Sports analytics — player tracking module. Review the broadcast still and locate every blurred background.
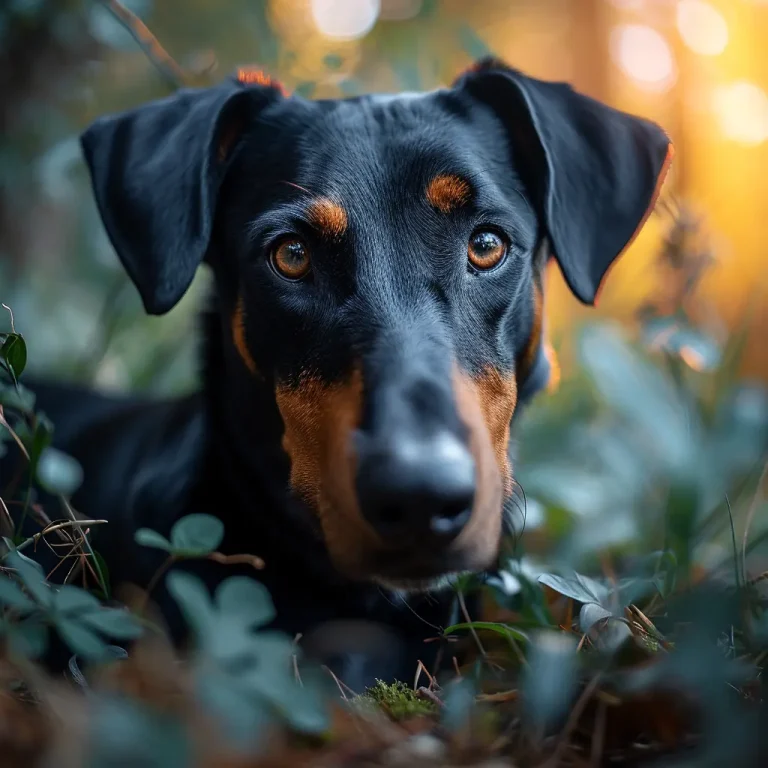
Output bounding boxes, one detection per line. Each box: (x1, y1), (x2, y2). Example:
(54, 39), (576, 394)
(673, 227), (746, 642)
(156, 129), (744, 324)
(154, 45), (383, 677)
(1, 0), (767, 391)
(2, 0), (767, 573)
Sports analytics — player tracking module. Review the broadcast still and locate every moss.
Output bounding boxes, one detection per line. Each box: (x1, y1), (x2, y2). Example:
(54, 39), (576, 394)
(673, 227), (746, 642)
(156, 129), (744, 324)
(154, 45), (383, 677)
(353, 680), (437, 720)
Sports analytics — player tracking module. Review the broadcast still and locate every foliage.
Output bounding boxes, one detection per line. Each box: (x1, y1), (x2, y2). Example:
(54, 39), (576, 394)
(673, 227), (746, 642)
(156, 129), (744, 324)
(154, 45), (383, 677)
(0, 5), (767, 768)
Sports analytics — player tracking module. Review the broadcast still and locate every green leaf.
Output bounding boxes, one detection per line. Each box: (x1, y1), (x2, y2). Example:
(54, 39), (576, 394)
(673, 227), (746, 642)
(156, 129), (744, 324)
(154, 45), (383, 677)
(92, 551), (111, 599)
(0, 381), (35, 411)
(134, 528), (173, 552)
(170, 514), (224, 556)
(578, 602), (613, 634)
(81, 607), (143, 640)
(54, 584), (101, 615)
(538, 572), (608, 605)
(444, 621), (529, 644)
(5, 551), (52, 607)
(28, 415), (53, 477)
(36, 447), (83, 497)
(0, 574), (36, 612)
(166, 570), (214, 636)
(56, 617), (108, 660)
(1, 334), (27, 381)
(216, 577), (275, 628)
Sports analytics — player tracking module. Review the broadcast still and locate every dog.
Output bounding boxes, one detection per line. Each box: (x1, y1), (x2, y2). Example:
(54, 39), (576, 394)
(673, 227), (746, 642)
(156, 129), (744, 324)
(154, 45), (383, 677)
(1, 57), (672, 688)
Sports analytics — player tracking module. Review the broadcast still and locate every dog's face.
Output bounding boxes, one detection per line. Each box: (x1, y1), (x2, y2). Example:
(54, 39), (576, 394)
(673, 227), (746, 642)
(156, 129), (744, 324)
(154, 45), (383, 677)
(80, 59), (672, 589)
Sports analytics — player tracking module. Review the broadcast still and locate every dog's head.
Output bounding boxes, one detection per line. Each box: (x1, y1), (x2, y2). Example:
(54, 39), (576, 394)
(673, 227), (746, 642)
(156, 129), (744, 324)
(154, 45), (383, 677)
(80, 58), (672, 590)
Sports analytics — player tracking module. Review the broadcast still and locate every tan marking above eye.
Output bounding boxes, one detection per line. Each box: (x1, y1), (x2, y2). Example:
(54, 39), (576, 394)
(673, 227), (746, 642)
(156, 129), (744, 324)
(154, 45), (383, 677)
(307, 197), (348, 240)
(272, 238), (311, 280)
(468, 230), (508, 270)
(426, 174), (471, 213)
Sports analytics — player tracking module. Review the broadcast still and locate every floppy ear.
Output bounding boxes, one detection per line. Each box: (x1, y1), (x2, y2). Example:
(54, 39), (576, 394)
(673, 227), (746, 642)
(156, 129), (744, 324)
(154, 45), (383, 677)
(455, 59), (674, 305)
(80, 79), (278, 315)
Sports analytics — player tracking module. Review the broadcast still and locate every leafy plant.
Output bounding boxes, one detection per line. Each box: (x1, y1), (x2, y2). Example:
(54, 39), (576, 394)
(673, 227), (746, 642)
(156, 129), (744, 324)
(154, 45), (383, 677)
(167, 571), (330, 747)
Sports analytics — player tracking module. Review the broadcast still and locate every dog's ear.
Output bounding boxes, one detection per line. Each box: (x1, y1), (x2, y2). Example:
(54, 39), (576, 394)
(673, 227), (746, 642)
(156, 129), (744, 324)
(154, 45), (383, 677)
(80, 79), (279, 315)
(455, 58), (673, 305)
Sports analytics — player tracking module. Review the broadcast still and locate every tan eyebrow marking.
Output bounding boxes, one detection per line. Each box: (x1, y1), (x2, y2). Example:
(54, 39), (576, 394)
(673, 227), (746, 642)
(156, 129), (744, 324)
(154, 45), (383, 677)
(426, 174), (472, 213)
(307, 197), (348, 239)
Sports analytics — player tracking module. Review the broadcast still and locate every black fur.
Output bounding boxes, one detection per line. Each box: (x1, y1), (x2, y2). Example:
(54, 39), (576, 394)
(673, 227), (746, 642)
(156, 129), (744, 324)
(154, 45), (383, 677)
(1, 58), (671, 688)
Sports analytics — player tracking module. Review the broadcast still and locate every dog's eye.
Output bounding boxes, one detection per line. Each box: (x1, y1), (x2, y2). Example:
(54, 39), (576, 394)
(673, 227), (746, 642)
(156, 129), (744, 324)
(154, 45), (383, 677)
(467, 230), (508, 271)
(271, 237), (311, 280)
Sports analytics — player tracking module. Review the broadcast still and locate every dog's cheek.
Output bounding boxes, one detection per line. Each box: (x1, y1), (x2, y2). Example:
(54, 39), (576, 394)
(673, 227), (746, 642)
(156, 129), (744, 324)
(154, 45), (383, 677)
(275, 371), (379, 573)
(452, 370), (506, 566)
(472, 367), (517, 494)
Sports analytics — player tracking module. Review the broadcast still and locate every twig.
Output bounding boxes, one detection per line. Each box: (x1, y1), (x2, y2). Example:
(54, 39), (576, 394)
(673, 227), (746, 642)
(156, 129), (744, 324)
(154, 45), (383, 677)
(0, 407), (29, 460)
(322, 665), (356, 701)
(207, 551), (264, 569)
(742, 461), (768, 584)
(97, 0), (190, 89)
(138, 554), (176, 615)
(416, 686), (445, 708)
(12, 519), (108, 554)
(1, 304), (16, 333)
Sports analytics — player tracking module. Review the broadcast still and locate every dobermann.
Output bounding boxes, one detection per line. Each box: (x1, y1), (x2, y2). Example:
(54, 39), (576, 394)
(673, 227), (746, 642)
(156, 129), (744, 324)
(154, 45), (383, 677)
(2, 57), (673, 688)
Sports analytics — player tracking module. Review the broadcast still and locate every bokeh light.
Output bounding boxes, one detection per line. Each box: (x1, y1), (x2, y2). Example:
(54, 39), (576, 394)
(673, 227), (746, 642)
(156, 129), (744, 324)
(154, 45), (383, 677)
(311, 0), (380, 40)
(713, 81), (768, 145)
(676, 0), (729, 56)
(610, 24), (677, 93)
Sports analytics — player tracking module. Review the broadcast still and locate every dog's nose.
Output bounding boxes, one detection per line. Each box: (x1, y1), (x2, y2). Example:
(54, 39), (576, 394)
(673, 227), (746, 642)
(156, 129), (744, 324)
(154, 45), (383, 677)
(355, 430), (476, 543)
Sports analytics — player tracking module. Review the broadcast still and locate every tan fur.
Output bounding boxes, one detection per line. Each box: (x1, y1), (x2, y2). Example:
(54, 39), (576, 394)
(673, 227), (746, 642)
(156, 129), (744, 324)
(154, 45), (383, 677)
(426, 174), (471, 213)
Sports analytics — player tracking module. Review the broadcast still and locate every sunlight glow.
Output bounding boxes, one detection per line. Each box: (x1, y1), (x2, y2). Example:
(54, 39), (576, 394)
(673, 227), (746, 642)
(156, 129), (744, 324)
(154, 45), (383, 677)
(610, 24), (677, 93)
(311, 0), (380, 40)
(676, 0), (729, 56)
(714, 81), (768, 145)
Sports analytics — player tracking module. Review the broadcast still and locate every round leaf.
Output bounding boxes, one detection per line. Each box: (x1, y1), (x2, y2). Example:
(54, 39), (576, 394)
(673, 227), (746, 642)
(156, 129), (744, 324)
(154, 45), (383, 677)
(6, 551), (52, 608)
(81, 607), (143, 641)
(216, 577), (276, 628)
(54, 585), (101, 615)
(579, 602), (613, 634)
(1, 334), (27, 380)
(0, 575), (36, 613)
(134, 528), (172, 552)
(170, 514), (224, 556)
(166, 570), (214, 636)
(538, 572), (608, 605)
(36, 447), (84, 497)
(55, 617), (108, 660)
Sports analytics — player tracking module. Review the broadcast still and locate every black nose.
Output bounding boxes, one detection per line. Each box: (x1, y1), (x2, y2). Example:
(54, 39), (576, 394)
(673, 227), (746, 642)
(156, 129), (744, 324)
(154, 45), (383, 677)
(355, 430), (476, 544)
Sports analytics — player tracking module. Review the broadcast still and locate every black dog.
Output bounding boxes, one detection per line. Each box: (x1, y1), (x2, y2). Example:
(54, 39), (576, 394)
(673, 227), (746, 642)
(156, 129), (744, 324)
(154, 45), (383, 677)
(2, 57), (672, 687)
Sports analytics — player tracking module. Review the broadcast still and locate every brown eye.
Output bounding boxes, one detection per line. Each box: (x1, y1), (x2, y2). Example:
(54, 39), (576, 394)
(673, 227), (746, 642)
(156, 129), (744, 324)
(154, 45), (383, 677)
(467, 230), (508, 271)
(271, 238), (311, 280)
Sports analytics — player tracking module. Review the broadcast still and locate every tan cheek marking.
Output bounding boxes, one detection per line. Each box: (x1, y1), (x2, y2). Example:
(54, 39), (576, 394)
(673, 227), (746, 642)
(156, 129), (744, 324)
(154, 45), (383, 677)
(307, 197), (348, 240)
(276, 370), (381, 577)
(517, 281), (560, 394)
(452, 369), (504, 568)
(231, 297), (259, 377)
(473, 367), (518, 494)
(426, 174), (471, 213)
